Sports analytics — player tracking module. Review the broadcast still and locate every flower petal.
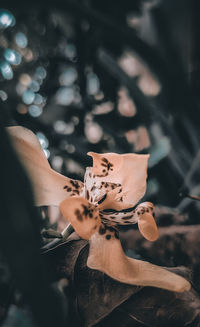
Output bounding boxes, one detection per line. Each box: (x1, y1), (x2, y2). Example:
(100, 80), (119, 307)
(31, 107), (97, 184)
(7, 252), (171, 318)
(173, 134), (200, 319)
(137, 202), (158, 241)
(83, 167), (121, 205)
(99, 202), (157, 238)
(59, 196), (101, 239)
(87, 152), (149, 210)
(99, 207), (138, 225)
(7, 126), (83, 206)
(87, 225), (191, 292)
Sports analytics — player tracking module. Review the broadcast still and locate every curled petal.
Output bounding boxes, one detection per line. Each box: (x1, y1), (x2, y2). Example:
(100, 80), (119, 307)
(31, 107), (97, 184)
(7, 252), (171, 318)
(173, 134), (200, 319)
(87, 225), (191, 292)
(99, 202), (155, 227)
(59, 196), (101, 240)
(87, 152), (149, 210)
(7, 126), (83, 206)
(136, 202), (158, 241)
(100, 207), (138, 225)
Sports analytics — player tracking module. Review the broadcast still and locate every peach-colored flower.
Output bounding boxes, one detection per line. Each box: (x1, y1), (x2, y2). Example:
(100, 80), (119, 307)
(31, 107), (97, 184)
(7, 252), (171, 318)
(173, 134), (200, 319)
(8, 126), (190, 293)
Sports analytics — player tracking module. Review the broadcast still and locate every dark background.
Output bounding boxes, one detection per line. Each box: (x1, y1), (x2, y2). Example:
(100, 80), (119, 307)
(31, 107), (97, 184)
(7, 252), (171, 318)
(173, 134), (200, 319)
(1, 0), (200, 326)
(1, 0), (200, 212)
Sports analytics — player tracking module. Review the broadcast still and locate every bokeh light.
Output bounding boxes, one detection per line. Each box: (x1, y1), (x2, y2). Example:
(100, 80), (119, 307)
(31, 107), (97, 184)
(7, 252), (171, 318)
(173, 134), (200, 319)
(4, 48), (22, 65)
(34, 93), (44, 105)
(59, 67), (77, 86)
(118, 88), (137, 117)
(85, 121), (103, 144)
(22, 90), (35, 105)
(64, 43), (77, 60)
(54, 120), (74, 135)
(15, 32), (28, 48)
(87, 72), (100, 96)
(29, 80), (40, 92)
(0, 10), (15, 29)
(0, 61), (13, 80)
(0, 90), (7, 101)
(35, 66), (47, 79)
(55, 87), (74, 105)
(28, 104), (43, 117)
(19, 74), (31, 86)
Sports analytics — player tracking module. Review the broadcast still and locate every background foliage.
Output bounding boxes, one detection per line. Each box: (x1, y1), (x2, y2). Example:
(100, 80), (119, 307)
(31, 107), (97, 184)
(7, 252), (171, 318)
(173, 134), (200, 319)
(1, 0), (200, 326)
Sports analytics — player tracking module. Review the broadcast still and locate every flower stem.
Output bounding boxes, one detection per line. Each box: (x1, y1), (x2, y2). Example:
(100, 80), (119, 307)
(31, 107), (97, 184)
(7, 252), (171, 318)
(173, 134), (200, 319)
(41, 224), (74, 253)
(61, 223), (75, 239)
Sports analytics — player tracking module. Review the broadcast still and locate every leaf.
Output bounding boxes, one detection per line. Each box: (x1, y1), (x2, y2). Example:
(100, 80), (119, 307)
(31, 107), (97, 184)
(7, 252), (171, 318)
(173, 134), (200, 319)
(42, 234), (200, 327)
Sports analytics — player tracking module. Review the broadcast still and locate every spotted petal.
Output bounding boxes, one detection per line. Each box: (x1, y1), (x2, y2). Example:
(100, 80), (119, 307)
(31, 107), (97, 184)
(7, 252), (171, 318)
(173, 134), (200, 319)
(87, 152), (149, 210)
(87, 225), (191, 292)
(136, 202), (158, 241)
(7, 126), (83, 206)
(60, 196), (101, 239)
(99, 202), (156, 233)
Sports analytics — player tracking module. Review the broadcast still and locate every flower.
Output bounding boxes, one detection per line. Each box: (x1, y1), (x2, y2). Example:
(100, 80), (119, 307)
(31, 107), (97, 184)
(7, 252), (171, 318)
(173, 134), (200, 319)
(8, 126), (191, 293)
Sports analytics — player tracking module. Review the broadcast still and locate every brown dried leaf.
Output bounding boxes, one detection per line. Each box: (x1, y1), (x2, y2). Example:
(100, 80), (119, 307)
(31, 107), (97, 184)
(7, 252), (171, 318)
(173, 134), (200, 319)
(42, 233), (200, 326)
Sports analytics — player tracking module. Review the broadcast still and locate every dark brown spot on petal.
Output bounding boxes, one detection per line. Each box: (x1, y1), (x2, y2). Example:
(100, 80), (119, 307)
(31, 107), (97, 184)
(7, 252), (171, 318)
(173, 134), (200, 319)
(105, 226), (112, 232)
(122, 215), (133, 220)
(106, 234), (111, 240)
(70, 180), (80, 189)
(86, 190), (89, 200)
(81, 204), (91, 217)
(99, 226), (106, 235)
(75, 209), (83, 222)
(98, 193), (107, 205)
